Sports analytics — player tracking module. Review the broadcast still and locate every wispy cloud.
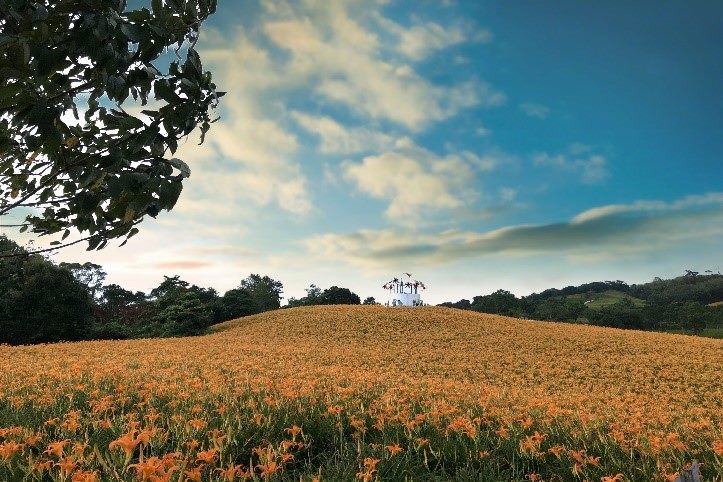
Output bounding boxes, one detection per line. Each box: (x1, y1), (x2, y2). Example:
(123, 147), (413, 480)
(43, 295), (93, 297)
(151, 260), (214, 270)
(290, 111), (395, 154)
(533, 144), (609, 183)
(174, 0), (503, 225)
(520, 103), (550, 119)
(305, 193), (723, 268)
(260, 3), (503, 131)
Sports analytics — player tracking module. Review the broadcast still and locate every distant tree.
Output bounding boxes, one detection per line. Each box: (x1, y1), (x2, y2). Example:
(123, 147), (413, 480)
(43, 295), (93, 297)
(588, 298), (645, 330)
(148, 290), (213, 336)
(363, 296), (377, 305)
(91, 283), (150, 339)
(285, 297), (304, 308)
(439, 299), (472, 310)
(239, 274), (283, 312)
(59, 262), (106, 299)
(0, 0), (222, 252)
(533, 298), (567, 321)
(150, 275), (189, 299)
(677, 302), (708, 335)
(318, 286), (361, 305)
(471, 290), (522, 316)
(219, 287), (256, 320)
(303, 284), (322, 305)
(101, 283), (145, 309)
(143, 275), (221, 335)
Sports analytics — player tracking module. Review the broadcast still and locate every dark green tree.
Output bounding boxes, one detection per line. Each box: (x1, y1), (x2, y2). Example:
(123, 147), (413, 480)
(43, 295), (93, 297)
(471, 289), (523, 316)
(0, 0), (222, 252)
(677, 301), (708, 335)
(92, 282), (151, 338)
(239, 274), (283, 313)
(143, 275), (218, 336)
(363, 296), (377, 305)
(148, 290), (213, 336)
(588, 298), (645, 330)
(149, 274), (189, 299)
(439, 299), (472, 310)
(0, 236), (93, 344)
(319, 286), (361, 305)
(219, 287), (255, 320)
(59, 261), (106, 299)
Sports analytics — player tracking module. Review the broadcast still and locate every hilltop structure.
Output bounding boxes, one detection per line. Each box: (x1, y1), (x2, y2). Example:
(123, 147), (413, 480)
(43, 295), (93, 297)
(383, 273), (426, 306)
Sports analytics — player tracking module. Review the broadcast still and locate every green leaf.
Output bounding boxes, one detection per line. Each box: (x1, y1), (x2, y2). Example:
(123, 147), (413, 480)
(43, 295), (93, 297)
(158, 181), (183, 209)
(168, 158), (191, 178)
(120, 23), (144, 42)
(0, 82), (24, 109)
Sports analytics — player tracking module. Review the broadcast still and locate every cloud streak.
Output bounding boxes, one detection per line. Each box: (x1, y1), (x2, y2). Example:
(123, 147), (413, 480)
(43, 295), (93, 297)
(306, 193), (723, 268)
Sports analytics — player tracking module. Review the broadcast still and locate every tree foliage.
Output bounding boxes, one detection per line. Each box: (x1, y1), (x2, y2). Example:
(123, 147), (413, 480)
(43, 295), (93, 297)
(59, 261), (106, 298)
(239, 274), (283, 312)
(0, 235), (93, 344)
(0, 0), (222, 251)
(287, 284), (361, 307)
(318, 286), (361, 305)
(439, 273), (723, 333)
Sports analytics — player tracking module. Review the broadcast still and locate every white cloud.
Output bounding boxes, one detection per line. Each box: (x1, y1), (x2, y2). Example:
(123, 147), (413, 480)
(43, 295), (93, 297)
(373, 11), (492, 61)
(261, 4), (503, 131)
(533, 145), (609, 184)
(290, 111), (394, 154)
(396, 22), (467, 60)
(174, 29), (314, 217)
(341, 140), (494, 224)
(520, 103), (550, 119)
(171, 1), (503, 223)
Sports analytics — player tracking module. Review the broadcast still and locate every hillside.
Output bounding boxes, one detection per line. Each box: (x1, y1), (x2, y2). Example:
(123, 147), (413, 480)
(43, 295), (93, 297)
(209, 306), (722, 396)
(564, 289), (646, 308)
(2, 306), (722, 480)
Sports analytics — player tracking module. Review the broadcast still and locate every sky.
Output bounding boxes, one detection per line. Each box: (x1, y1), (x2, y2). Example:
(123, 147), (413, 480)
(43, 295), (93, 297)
(3, 0), (723, 304)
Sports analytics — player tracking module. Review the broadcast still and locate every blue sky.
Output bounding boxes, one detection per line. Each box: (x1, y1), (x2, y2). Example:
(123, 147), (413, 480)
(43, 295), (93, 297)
(6, 0), (722, 303)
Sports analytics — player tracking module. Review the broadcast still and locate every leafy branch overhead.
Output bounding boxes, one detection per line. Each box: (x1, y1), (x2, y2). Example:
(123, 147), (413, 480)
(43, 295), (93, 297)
(0, 0), (223, 252)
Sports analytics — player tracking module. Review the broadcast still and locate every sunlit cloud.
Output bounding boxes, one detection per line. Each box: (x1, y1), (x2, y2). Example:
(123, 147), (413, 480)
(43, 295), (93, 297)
(340, 139), (499, 225)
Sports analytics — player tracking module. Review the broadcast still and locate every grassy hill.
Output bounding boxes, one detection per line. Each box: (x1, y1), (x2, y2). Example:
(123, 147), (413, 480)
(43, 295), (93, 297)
(564, 289), (646, 309)
(2, 306), (722, 480)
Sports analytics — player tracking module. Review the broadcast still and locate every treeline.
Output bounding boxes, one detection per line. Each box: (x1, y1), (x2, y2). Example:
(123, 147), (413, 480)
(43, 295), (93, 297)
(286, 284), (376, 307)
(1, 235), (368, 345)
(440, 275), (723, 333)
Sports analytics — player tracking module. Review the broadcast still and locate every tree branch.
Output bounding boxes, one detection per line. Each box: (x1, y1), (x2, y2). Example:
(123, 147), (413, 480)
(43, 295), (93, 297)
(0, 235), (92, 258)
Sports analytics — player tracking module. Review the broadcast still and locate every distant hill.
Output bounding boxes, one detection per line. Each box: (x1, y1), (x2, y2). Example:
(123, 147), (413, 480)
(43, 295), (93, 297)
(564, 289), (646, 309)
(439, 274), (723, 337)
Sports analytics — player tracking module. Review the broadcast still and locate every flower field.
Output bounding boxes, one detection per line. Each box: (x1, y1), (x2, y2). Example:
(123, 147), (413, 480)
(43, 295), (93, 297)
(1, 305), (722, 481)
